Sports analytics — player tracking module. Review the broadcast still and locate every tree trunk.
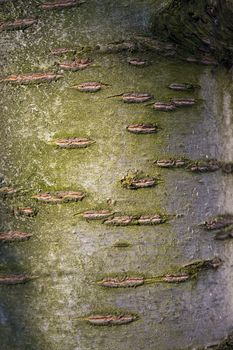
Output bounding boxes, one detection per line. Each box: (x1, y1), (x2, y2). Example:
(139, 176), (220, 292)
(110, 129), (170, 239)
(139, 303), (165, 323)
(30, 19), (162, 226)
(0, 1), (233, 349)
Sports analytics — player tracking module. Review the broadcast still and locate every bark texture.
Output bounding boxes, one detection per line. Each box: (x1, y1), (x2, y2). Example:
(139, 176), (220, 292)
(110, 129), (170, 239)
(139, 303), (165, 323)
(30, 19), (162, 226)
(153, 0), (233, 65)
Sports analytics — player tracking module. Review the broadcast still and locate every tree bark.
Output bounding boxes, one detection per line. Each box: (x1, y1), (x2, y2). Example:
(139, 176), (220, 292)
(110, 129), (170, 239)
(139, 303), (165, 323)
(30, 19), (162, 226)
(153, 0), (233, 66)
(1, 1), (233, 350)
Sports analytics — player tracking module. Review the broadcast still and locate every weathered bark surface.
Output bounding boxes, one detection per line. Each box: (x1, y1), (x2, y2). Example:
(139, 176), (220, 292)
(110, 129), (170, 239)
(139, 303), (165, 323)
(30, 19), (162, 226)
(153, 0), (233, 65)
